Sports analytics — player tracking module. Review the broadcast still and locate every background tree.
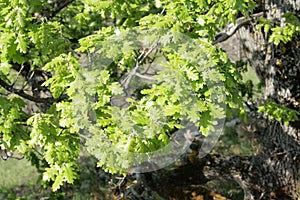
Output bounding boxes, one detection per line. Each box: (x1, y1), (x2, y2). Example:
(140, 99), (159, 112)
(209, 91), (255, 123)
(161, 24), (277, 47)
(215, 1), (300, 199)
(0, 0), (299, 199)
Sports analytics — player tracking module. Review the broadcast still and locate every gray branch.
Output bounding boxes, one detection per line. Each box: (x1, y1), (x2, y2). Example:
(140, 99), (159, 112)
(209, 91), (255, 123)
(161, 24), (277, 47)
(213, 12), (264, 45)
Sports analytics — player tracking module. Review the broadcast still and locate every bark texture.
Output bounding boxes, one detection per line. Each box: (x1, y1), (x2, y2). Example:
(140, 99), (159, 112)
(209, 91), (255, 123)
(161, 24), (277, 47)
(218, 0), (300, 198)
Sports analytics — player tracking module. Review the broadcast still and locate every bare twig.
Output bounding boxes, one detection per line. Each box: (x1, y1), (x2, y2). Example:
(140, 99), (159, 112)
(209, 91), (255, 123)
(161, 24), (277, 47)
(121, 41), (160, 89)
(138, 41), (160, 65)
(0, 149), (24, 160)
(135, 73), (154, 80)
(142, 48), (159, 74)
(12, 64), (25, 87)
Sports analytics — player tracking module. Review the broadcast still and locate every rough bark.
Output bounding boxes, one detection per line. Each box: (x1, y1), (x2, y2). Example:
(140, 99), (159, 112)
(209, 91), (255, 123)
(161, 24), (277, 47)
(218, 0), (300, 198)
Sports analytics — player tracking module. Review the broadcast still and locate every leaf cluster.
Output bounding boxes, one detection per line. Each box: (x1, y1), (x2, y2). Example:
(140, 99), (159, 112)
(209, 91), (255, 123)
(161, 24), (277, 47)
(258, 100), (299, 125)
(257, 12), (300, 45)
(0, 0), (267, 190)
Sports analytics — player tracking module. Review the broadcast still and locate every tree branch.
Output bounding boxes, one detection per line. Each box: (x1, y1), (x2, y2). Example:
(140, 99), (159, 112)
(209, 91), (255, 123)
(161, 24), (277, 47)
(43, 0), (76, 20)
(0, 78), (68, 103)
(213, 12), (264, 45)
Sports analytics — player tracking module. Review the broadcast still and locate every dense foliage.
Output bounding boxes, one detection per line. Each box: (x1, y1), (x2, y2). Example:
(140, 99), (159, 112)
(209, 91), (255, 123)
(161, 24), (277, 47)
(0, 0), (299, 191)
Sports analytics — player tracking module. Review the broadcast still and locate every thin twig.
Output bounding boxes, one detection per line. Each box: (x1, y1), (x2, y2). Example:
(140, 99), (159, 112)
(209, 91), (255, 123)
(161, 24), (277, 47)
(142, 48), (159, 74)
(12, 64), (25, 87)
(121, 40), (160, 89)
(138, 41), (160, 65)
(135, 73), (154, 80)
(160, 8), (165, 15)
(87, 49), (92, 70)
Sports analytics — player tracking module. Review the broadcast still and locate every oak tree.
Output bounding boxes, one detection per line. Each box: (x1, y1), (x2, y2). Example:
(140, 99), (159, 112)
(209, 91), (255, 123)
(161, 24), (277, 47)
(0, 0), (299, 199)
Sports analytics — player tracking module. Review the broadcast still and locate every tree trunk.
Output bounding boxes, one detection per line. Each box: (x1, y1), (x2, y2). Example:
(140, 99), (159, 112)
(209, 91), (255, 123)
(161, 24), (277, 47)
(218, 0), (300, 198)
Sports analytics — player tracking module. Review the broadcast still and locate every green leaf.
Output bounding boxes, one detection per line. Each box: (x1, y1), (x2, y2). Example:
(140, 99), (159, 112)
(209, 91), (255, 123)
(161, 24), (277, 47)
(0, 62), (11, 75)
(52, 173), (64, 191)
(186, 67), (199, 81)
(109, 82), (123, 95)
(15, 34), (28, 53)
(43, 167), (56, 182)
(63, 164), (76, 184)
